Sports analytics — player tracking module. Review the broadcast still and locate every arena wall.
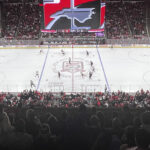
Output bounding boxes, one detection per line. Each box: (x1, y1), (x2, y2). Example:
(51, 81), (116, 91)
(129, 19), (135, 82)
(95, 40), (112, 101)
(1, 44), (150, 49)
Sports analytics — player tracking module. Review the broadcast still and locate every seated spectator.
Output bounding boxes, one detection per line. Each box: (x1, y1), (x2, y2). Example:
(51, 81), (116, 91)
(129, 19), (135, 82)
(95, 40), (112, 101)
(0, 104), (13, 135)
(135, 128), (150, 150)
(26, 109), (41, 138)
(92, 130), (112, 150)
(141, 111), (150, 133)
(34, 123), (56, 150)
(121, 126), (136, 149)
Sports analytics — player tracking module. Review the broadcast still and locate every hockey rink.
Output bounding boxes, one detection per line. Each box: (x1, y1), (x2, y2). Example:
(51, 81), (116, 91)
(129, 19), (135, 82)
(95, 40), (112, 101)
(0, 46), (150, 93)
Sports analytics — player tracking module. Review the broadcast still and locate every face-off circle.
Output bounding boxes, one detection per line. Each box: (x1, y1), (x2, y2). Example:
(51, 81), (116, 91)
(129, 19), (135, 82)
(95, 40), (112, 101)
(53, 58), (91, 78)
(128, 49), (150, 63)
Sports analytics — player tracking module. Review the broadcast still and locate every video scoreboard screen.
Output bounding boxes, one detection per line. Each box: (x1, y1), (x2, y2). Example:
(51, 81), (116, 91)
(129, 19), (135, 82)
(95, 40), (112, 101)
(41, 0), (105, 34)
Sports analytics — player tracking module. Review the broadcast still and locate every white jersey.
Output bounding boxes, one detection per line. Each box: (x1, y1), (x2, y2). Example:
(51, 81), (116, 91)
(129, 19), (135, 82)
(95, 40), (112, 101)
(30, 80), (35, 88)
(35, 71), (39, 78)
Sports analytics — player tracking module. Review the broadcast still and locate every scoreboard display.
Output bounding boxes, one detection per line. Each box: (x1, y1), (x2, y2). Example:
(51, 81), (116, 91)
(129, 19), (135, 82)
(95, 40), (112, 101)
(41, 0), (105, 34)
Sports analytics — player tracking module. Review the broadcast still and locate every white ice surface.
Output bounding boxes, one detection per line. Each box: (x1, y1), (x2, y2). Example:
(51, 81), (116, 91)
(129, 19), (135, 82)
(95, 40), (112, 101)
(0, 47), (150, 93)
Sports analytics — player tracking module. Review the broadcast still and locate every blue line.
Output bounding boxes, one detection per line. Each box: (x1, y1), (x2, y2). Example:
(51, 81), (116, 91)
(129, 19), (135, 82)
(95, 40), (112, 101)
(36, 46), (50, 91)
(96, 45), (111, 93)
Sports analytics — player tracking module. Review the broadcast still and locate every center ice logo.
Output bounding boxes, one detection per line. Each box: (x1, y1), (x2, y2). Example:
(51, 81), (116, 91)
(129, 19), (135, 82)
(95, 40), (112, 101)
(44, 0), (95, 30)
(61, 61), (84, 73)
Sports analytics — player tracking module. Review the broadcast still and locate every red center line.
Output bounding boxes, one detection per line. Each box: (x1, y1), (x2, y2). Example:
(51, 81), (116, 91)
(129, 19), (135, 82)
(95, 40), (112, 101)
(72, 41), (74, 92)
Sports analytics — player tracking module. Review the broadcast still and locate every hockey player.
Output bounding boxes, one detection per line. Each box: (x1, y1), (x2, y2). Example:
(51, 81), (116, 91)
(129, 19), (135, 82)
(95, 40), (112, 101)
(30, 80), (35, 88)
(61, 49), (65, 55)
(86, 50), (89, 56)
(35, 71), (39, 78)
(89, 71), (93, 79)
(58, 71), (61, 78)
(104, 84), (107, 93)
(40, 49), (44, 54)
(90, 61), (93, 66)
(91, 66), (95, 72)
(81, 72), (84, 78)
(69, 57), (71, 64)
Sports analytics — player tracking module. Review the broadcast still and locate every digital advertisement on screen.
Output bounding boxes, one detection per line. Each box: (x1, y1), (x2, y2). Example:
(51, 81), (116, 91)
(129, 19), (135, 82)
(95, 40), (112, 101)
(41, 0), (105, 34)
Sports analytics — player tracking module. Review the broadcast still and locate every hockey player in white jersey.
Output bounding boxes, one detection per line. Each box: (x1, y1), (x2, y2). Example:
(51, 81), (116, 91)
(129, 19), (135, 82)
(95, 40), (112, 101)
(35, 71), (39, 78)
(30, 80), (35, 88)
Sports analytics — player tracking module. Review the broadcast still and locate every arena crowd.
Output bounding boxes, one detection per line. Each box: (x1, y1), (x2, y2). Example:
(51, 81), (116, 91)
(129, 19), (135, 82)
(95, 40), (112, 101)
(2, 0), (148, 40)
(0, 89), (150, 108)
(0, 89), (150, 150)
